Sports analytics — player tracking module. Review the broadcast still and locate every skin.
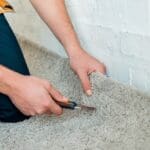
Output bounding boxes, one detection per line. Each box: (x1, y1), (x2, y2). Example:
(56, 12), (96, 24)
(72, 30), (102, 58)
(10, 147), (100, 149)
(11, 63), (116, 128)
(0, 0), (106, 116)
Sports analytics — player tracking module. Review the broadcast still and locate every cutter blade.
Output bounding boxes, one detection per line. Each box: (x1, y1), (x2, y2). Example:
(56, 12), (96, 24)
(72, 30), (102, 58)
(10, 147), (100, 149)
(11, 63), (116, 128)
(75, 104), (96, 111)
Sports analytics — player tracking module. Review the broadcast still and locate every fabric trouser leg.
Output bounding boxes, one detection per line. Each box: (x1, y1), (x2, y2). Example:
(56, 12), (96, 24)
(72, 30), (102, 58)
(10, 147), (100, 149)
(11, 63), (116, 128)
(0, 14), (30, 122)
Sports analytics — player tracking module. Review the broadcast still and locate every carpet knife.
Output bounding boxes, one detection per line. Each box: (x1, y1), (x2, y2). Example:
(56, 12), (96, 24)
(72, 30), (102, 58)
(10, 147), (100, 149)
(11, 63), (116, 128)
(56, 101), (96, 111)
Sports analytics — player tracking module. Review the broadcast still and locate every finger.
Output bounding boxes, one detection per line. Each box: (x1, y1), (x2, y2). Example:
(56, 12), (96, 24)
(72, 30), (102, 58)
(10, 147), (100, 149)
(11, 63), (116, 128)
(48, 86), (68, 103)
(45, 110), (52, 116)
(48, 96), (63, 115)
(44, 102), (52, 115)
(78, 71), (92, 96)
(98, 64), (107, 74)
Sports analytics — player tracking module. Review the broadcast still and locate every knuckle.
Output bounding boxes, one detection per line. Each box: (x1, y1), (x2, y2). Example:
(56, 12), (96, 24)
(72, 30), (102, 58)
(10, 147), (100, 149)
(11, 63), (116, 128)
(55, 108), (63, 116)
(36, 109), (45, 115)
(36, 104), (48, 114)
(43, 100), (51, 108)
(30, 112), (36, 116)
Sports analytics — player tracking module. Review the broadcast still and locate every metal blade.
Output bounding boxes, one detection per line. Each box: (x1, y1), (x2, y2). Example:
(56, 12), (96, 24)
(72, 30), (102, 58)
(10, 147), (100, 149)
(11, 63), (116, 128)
(75, 104), (96, 111)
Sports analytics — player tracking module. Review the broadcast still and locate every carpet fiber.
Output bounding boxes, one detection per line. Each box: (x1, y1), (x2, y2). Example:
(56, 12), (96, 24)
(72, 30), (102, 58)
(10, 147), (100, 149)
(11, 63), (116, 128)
(0, 37), (149, 150)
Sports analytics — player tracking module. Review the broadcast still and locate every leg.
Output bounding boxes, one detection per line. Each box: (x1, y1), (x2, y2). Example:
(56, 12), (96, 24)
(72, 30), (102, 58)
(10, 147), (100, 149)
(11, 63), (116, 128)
(0, 14), (30, 122)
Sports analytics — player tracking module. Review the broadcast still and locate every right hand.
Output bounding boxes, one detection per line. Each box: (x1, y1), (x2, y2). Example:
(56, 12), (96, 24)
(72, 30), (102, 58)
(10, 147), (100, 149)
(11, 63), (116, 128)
(6, 73), (68, 116)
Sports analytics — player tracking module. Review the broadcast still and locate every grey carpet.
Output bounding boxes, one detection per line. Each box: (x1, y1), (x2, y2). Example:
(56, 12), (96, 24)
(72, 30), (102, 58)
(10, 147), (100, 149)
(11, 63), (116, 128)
(0, 37), (149, 150)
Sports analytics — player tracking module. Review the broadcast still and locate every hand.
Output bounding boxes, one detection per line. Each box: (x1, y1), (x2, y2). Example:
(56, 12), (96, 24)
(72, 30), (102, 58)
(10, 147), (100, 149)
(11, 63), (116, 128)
(5, 72), (68, 116)
(69, 48), (106, 96)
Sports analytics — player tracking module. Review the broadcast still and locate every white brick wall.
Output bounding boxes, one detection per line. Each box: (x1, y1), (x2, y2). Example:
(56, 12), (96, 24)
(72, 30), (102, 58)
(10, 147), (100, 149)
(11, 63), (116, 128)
(5, 0), (150, 94)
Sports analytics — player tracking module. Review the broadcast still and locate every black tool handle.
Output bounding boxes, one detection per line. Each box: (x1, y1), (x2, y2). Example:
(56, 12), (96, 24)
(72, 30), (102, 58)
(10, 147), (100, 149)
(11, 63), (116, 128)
(56, 101), (77, 110)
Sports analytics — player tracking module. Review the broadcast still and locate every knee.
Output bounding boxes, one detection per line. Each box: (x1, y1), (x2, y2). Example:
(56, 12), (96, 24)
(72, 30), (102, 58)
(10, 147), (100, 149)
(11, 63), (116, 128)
(0, 109), (30, 123)
(0, 94), (30, 123)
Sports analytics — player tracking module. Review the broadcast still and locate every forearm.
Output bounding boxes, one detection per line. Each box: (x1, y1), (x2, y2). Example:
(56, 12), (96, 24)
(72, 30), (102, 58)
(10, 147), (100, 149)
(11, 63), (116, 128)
(30, 0), (82, 57)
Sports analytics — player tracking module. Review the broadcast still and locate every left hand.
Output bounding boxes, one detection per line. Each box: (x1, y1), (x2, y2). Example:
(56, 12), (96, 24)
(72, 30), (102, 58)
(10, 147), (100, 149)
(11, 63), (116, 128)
(69, 48), (106, 96)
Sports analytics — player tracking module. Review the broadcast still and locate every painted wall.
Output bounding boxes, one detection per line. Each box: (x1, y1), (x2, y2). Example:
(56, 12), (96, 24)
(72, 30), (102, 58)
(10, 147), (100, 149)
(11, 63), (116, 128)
(5, 0), (150, 93)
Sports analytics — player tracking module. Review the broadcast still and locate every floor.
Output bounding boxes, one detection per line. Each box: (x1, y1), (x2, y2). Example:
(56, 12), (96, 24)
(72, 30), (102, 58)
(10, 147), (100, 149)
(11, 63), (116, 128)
(0, 36), (149, 150)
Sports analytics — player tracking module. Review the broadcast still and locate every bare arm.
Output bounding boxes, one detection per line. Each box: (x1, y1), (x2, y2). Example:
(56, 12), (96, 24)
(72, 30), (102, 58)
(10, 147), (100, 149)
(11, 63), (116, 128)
(30, 0), (106, 95)
(30, 0), (81, 57)
(0, 65), (68, 116)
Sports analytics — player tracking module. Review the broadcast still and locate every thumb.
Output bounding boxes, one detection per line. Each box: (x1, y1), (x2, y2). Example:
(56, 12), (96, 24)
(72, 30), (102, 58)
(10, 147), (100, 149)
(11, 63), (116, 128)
(78, 71), (92, 96)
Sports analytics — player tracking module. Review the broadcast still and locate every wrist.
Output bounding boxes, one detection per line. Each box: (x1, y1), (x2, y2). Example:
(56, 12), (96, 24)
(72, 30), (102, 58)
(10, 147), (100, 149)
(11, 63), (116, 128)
(67, 46), (87, 60)
(0, 65), (23, 96)
(0, 65), (13, 95)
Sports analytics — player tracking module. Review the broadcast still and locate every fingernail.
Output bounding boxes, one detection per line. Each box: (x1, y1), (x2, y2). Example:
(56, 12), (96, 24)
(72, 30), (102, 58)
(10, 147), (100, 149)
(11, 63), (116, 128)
(86, 90), (92, 96)
(63, 96), (69, 102)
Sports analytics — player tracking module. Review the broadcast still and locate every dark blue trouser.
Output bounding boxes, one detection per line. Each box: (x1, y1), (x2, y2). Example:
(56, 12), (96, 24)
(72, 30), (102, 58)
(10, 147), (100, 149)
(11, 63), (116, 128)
(0, 14), (30, 122)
